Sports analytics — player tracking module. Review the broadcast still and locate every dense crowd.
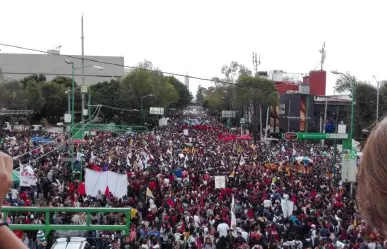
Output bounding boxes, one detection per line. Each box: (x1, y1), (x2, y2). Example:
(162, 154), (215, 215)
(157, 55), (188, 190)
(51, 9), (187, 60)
(0, 110), (375, 249)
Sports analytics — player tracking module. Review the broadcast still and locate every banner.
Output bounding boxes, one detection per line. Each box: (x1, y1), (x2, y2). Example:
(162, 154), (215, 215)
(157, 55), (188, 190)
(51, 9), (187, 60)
(85, 169), (128, 198)
(20, 164), (37, 187)
(215, 176), (226, 189)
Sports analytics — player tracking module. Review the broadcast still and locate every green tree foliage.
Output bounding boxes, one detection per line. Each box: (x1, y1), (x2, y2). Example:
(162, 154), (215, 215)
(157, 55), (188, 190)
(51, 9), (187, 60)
(51, 76), (74, 88)
(39, 82), (67, 121)
(0, 81), (28, 110)
(203, 62), (278, 117)
(166, 76), (192, 108)
(334, 74), (382, 136)
(25, 81), (45, 114)
(0, 60), (194, 124)
(196, 85), (206, 105)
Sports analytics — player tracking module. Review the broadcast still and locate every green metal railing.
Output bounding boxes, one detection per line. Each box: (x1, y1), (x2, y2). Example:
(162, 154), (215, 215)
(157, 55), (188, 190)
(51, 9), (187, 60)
(3, 207), (131, 236)
(73, 124), (147, 133)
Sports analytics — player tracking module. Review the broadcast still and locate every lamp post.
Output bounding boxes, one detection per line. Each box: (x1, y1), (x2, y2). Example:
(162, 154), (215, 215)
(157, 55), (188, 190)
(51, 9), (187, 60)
(331, 70), (355, 141)
(141, 94), (153, 125)
(373, 75), (380, 123)
(331, 70), (355, 192)
(65, 59), (103, 179)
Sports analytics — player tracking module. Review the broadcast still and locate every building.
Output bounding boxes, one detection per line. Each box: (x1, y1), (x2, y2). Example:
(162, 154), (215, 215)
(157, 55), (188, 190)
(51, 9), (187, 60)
(269, 70), (327, 96)
(0, 51), (125, 85)
(279, 94), (351, 133)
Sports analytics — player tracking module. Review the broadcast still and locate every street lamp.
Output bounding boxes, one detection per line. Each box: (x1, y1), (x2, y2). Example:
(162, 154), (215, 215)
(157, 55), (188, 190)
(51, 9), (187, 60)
(331, 70), (355, 141)
(65, 59), (103, 179)
(373, 75), (380, 123)
(141, 94), (153, 125)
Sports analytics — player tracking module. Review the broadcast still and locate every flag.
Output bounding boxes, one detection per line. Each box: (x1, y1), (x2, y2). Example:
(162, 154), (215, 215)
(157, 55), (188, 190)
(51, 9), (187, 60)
(239, 156), (245, 166)
(229, 171), (235, 178)
(146, 187), (154, 198)
(231, 195), (237, 228)
(281, 145), (286, 153)
(105, 186), (111, 198)
(292, 148), (296, 156)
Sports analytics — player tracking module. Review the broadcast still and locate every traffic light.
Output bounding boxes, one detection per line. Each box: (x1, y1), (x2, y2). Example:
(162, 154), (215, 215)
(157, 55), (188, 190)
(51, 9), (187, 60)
(284, 132), (298, 141)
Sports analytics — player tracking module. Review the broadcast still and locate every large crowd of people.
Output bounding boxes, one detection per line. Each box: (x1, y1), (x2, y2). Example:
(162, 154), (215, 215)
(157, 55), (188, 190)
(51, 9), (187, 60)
(0, 109), (376, 249)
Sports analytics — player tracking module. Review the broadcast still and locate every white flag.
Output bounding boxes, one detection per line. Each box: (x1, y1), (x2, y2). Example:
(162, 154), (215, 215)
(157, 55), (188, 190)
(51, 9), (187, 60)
(239, 156), (245, 166)
(231, 195), (237, 228)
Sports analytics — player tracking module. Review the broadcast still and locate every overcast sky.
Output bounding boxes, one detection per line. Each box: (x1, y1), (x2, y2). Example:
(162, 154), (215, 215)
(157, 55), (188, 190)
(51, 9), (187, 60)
(1, 0), (386, 96)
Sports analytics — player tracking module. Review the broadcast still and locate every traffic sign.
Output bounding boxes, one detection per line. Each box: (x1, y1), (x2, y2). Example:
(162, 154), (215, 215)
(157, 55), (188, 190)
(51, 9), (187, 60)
(297, 132), (348, 140)
(81, 86), (88, 93)
(341, 149), (357, 182)
(240, 118), (245, 124)
(284, 132), (298, 141)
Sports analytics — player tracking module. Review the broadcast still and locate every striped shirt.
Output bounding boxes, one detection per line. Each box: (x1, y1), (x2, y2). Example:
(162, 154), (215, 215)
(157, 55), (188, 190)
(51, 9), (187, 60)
(36, 230), (46, 245)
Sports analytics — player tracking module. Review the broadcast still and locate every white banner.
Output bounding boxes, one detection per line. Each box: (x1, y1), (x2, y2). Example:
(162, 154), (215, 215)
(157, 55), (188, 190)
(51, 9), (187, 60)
(215, 176), (226, 189)
(20, 164), (37, 187)
(85, 169), (128, 198)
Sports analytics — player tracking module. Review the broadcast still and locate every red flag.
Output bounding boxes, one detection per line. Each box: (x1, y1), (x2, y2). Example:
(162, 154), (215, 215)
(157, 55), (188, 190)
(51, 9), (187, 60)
(78, 182), (86, 196)
(90, 163), (102, 172)
(105, 186), (111, 198)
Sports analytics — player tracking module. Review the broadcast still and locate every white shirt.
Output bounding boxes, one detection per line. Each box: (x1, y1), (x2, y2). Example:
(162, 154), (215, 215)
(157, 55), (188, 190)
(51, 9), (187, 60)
(263, 199), (272, 208)
(11, 189), (18, 200)
(194, 215), (201, 227)
(217, 222), (230, 238)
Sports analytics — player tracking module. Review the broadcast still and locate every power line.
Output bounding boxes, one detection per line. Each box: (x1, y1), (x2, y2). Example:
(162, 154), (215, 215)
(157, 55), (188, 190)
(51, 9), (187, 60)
(0, 43), (240, 87)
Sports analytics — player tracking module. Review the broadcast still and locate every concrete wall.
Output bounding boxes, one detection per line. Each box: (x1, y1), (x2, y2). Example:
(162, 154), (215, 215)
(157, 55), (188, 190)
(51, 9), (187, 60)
(0, 53), (124, 85)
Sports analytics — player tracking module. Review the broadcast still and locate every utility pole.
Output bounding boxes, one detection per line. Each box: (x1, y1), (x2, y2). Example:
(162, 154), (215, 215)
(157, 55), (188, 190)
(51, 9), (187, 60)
(322, 99), (328, 146)
(373, 75), (380, 123)
(264, 107), (269, 139)
(319, 42), (326, 71)
(332, 105), (339, 179)
(252, 52), (261, 77)
(287, 100), (291, 132)
(259, 105), (262, 141)
(81, 14), (85, 125)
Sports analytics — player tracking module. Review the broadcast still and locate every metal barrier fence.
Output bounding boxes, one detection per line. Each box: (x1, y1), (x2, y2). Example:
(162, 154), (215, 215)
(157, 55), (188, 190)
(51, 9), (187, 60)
(2, 207), (131, 236)
(72, 124), (147, 134)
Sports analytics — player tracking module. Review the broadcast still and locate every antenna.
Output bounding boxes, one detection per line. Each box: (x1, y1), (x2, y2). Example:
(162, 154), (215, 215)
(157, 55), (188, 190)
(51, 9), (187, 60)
(253, 52), (261, 76)
(319, 42), (326, 70)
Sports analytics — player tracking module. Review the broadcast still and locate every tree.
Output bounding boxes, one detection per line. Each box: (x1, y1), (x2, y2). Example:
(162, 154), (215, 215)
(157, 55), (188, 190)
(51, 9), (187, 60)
(0, 81), (28, 110)
(51, 76), (73, 88)
(20, 73), (46, 88)
(221, 61), (252, 83)
(196, 85), (206, 104)
(25, 81), (45, 114)
(235, 75), (278, 108)
(166, 76), (192, 108)
(39, 82), (67, 121)
(335, 74), (379, 137)
(90, 79), (122, 120)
